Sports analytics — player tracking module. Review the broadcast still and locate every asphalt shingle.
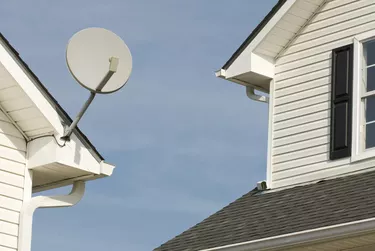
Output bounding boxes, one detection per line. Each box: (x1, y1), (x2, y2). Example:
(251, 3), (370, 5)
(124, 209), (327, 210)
(154, 171), (375, 251)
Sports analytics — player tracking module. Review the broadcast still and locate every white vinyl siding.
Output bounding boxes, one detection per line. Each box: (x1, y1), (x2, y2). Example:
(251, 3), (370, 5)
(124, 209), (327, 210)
(272, 0), (375, 188)
(0, 110), (26, 251)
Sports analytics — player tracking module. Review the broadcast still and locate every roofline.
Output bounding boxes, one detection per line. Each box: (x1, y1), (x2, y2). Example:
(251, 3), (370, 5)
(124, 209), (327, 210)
(221, 0), (287, 70)
(201, 217), (375, 251)
(0, 32), (104, 161)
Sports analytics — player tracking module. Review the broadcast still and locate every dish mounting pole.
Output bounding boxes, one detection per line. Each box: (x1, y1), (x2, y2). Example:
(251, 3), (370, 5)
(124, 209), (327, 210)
(61, 57), (119, 141)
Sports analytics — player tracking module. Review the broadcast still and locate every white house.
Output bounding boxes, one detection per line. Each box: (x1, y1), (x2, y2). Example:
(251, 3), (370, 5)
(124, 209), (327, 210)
(154, 0), (375, 250)
(0, 33), (114, 251)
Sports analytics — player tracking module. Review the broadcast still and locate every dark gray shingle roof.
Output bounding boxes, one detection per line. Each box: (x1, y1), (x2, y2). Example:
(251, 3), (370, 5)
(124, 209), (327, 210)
(155, 170), (375, 251)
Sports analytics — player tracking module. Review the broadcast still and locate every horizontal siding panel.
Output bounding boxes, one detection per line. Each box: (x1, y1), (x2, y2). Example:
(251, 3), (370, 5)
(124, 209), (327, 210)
(0, 221), (18, 237)
(275, 60), (330, 82)
(275, 77), (330, 98)
(0, 147), (25, 164)
(274, 118), (329, 139)
(274, 109), (329, 131)
(0, 247), (16, 251)
(273, 144), (329, 164)
(272, 160), (375, 189)
(274, 93), (329, 114)
(0, 183), (22, 200)
(0, 196), (21, 212)
(297, 9), (375, 44)
(273, 153), (329, 172)
(273, 136), (329, 156)
(273, 158), (350, 182)
(313, 0), (373, 23)
(275, 85), (329, 106)
(274, 101), (329, 122)
(277, 68), (330, 89)
(273, 127), (329, 147)
(276, 52), (331, 73)
(0, 208), (19, 224)
(278, 37), (353, 65)
(0, 160), (25, 176)
(0, 233), (17, 249)
(307, 3), (373, 34)
(0, 134), (26, 152)
(286, 20), (375, 55)
(0, 171), (23, 188)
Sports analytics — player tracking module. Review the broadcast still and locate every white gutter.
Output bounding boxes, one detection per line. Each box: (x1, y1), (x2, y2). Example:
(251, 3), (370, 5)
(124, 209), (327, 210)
(215, 69), (269, 103)
(18, 181), (85, 251)
(201, 217), (375, 251)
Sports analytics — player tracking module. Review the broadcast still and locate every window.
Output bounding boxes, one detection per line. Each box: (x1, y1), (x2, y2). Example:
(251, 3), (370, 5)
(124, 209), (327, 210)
(350, 31), (375, 162)
(362, 40), (375, 150)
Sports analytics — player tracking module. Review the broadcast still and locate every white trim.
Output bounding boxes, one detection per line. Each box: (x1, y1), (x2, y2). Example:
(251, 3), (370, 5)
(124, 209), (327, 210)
(18, 181), (85, 251)
(351, 34), (375, 163)
(266, 79), (275, 188)
(245, 0), (298, 54)
(201, 217), (375, 251)
(362, 90), (375, 98)
(275, 0), (329, 60)
(352, 37), (361, 160)
(0, 42), (63, 136)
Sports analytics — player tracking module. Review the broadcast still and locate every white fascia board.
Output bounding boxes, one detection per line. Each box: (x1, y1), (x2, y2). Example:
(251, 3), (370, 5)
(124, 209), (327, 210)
(222, 0), (296, 80)
(27, 135), (113, 176)
(225, 52), (275, 81)
(0, 41), (64, 136)
(200, 217), (375, 251)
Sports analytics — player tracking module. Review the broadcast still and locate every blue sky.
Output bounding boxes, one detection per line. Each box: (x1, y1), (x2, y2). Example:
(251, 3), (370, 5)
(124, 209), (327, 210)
(1, 1), (277, 250)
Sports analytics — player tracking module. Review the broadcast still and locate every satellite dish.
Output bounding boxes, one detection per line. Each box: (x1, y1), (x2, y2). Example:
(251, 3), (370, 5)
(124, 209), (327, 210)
(66, 27), (132, 94)
(61, 27), (133, 140)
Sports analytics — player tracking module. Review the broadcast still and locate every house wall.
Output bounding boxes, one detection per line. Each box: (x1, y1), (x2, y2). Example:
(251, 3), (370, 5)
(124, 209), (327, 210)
(271, 0), (375, 188)
(0, 110), (27, 251)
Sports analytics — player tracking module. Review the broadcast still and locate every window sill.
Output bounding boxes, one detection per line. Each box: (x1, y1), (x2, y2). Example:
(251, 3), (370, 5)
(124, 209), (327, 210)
(351, 149), (375, 163)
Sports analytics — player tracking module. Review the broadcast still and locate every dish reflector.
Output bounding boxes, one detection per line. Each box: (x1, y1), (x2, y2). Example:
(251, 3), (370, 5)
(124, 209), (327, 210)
(66, 27), (132, 94)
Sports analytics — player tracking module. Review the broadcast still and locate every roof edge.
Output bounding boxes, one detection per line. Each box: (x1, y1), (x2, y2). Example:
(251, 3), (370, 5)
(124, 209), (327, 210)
(202, 217), (375, 251)
(0, 32), (104, 161)
(222, 0), (287, 70)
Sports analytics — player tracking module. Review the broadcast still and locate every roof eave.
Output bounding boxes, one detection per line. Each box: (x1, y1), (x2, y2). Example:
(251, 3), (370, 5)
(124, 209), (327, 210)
(0, 32), (104, 162)
(221, 0), (288, 71)
(202, 217), (375, 251)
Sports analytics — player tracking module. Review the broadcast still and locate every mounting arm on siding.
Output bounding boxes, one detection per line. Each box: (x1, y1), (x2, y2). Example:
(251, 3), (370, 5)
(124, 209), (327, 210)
(246, 86), (269, 103)
(18, 181), (85, 251)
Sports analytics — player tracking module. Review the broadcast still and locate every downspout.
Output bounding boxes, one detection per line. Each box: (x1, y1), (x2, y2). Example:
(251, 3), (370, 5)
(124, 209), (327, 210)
(215, 69), (269, 103)
(246, 86), (269, 103)
(18, 181), (85, 251)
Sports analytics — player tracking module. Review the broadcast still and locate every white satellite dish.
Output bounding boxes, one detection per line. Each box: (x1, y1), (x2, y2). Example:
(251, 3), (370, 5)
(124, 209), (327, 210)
(66, 27), (132, 93)
(61, 27), (133, 140)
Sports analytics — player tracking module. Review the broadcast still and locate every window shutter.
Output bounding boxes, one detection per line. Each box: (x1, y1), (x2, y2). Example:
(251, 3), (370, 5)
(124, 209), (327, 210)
(330, 44), (353, 160)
